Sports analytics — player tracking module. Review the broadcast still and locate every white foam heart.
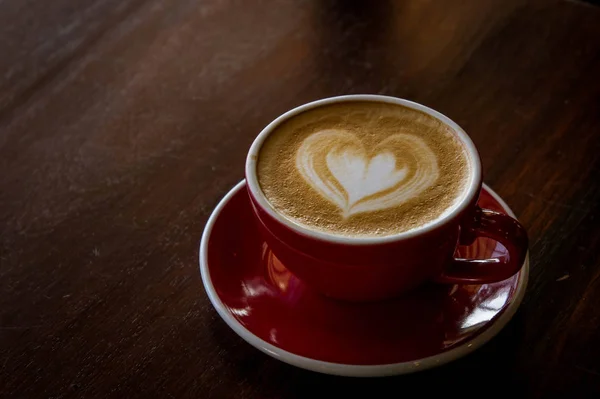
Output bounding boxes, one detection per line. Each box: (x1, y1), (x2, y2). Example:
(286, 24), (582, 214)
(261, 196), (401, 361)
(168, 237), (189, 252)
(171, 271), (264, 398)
(295, 129), (439, 217)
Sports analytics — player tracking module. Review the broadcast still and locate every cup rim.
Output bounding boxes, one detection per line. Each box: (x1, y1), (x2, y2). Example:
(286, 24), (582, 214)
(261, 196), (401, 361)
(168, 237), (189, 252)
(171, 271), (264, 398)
(245, 94), (482, 245)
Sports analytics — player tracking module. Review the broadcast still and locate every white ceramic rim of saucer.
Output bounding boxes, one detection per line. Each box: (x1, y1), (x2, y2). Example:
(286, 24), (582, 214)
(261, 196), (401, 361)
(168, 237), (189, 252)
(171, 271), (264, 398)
(245, 94), (483, 245)
(199, 180), (530, 377)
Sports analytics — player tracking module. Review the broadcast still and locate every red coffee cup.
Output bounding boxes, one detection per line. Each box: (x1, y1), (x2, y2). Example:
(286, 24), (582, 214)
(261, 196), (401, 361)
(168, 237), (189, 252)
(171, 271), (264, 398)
(245, 95), (528, 302)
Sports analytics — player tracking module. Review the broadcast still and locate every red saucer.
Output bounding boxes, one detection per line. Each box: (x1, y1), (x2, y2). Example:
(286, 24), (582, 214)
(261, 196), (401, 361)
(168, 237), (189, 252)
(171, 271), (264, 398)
(200, 181), (528, 376)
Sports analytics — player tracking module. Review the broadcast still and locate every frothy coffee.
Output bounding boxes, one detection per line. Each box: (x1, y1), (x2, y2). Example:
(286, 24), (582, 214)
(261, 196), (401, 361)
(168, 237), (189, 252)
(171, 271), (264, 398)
(256, 101), (471, 237)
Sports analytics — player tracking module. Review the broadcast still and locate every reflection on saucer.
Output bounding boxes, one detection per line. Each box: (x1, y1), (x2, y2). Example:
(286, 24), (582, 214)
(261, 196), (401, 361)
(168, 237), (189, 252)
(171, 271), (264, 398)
(456, 236), (509, 263)
(262, 243), (306, 302)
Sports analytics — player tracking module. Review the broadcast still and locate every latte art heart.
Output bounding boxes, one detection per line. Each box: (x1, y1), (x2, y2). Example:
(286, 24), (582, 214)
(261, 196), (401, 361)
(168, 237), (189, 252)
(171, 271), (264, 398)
(296, 129), (440, 217)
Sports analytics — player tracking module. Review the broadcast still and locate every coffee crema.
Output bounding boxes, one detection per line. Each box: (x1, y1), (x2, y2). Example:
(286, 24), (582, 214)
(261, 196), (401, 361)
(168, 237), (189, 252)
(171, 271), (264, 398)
(256, 101), (471, 237)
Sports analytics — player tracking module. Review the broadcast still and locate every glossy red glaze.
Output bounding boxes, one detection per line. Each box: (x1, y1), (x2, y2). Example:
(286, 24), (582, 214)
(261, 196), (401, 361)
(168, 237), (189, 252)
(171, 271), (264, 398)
(249, 190), (456, 301)
(206, 182), (525, 365)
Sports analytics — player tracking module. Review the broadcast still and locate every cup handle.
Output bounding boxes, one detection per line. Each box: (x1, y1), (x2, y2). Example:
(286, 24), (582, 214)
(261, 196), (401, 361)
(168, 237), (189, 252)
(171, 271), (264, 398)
(435, 207), (529, 284)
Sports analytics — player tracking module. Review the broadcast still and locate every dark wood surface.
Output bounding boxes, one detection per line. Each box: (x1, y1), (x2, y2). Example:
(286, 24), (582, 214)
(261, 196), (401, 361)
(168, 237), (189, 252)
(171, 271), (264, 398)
(1, 0), (600, 397)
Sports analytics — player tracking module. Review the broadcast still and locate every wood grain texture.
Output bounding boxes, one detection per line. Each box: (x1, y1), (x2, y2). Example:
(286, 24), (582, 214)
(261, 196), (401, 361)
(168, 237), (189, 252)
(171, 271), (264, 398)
(1, 0), (600, 397)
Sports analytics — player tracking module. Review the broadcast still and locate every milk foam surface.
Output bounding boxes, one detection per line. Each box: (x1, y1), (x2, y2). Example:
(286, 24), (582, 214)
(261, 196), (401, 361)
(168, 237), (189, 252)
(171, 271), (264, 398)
(257, 101), (470, 237)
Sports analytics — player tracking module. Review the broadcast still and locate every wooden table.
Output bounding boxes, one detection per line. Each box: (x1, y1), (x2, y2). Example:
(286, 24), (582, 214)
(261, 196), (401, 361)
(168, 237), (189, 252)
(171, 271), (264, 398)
(1, 0), (600, 397)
